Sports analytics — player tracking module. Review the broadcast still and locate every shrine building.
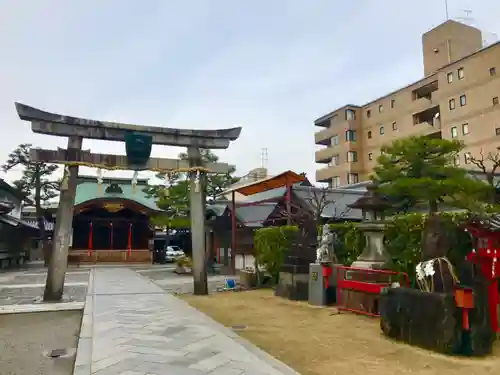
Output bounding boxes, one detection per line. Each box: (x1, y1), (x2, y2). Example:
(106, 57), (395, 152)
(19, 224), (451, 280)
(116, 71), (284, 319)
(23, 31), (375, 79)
(68, 175), (162, 263)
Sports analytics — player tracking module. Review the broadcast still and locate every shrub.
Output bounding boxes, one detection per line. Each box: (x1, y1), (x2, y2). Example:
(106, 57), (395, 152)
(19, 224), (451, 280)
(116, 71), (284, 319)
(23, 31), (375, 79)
(254, 225), (298, 283)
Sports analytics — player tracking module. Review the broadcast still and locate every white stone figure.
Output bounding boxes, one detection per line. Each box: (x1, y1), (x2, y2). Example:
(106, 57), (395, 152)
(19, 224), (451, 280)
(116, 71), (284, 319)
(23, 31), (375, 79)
(132, 170), (139, 193)
(316, 224), (336, 264)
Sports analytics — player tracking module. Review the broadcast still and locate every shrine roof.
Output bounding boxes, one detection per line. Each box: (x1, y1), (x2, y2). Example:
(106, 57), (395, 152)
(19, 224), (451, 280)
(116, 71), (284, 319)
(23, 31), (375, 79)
(206, 202), (278, 228)
(74, 179), (161, 212)
(223, 170), (306, 196)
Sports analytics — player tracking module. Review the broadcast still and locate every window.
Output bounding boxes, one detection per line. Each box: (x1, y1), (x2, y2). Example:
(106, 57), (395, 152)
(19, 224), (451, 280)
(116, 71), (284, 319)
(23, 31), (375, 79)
(460, 94), (467, 106)
(496, 128), (500, 136)
(464, 152), (472, 164)
(347, 151), (358, 162)
(332, 154), (340, 166)
(380, 126), (385, 135)
(490, 67), (497, 76)
(378, 104), (384, 113)
(331, 135), (340, 146)
(462, 123), (469, 135)
(458, 67), (464, 80)
(494, 97), (499, 106)
(345, 109), (356, 120)
(347, 173), (359, 185)
(391, 99), (396, 108)
(366, 109), (371, 118)
(368, 152), (373, 161)
(332, 176), (340, 188)
(392, 122), (397, 131)
(454, 155), (460, 166)
(345, 130), (357, 142)
(447, 72), (453, 83)
(451, 126), (458, 138)
(367, 130), (372, 139)
(449, 98), (456, 110)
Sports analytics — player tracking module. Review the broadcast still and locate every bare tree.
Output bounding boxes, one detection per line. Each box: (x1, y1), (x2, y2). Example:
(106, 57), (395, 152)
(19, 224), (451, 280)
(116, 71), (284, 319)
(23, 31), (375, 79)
(275, 186), (351, 243)
(298, 186), (351, 223)
(468, 148), (500, 203)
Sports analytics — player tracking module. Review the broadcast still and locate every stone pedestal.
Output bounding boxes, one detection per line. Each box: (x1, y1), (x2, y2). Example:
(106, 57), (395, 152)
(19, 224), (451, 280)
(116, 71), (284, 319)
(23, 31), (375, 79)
(351, 223), (391, 269)
(308, 263), (336, 306)
(276, 253), (313, 301)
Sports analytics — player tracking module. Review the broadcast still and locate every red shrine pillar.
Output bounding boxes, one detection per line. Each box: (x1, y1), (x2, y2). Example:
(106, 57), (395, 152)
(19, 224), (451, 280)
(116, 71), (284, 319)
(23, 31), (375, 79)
(88, 221), (93, 257)
(127, 223), (133, 257)
(465, 228), (500, 334)
(487, 237), (499, 334)
(109, 222), (114, 250)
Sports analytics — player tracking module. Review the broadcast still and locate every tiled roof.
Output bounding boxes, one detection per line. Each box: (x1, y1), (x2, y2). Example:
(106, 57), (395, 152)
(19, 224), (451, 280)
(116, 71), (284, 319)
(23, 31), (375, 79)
(0, 214), (50, 231)
(22, 218), (55, 231)
(235, 203), (277, 228)
(74, 181), (161, 211)
(206, 202), (278, 228)
(291, 186), (364, 220)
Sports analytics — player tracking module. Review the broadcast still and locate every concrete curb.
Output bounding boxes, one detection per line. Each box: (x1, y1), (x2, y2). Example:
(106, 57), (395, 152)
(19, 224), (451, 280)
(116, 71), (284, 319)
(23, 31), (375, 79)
(73, 268), (94, 375)
(0, 301), (84, 314)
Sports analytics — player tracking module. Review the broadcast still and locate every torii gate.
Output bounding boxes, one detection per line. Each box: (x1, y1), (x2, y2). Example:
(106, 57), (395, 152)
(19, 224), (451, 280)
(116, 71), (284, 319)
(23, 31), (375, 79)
(15, 102), (241, 300)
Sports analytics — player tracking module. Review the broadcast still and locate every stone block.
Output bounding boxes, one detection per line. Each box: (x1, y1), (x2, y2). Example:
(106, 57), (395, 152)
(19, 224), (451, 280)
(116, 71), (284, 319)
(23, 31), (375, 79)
(380, 286), (495, 356)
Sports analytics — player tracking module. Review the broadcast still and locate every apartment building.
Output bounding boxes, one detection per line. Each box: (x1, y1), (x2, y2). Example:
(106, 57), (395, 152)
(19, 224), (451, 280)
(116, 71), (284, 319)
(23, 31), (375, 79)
(315, 20), (500, 187)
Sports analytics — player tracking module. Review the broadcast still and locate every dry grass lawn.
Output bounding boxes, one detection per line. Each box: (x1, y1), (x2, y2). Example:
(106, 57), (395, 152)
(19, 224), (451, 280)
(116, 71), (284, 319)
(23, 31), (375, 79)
(182, 289), (500, 375)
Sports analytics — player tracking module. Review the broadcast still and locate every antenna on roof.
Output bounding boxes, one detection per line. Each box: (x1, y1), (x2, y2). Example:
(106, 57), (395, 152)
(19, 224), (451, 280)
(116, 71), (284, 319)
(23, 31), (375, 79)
(260, 148), (268, 169)
(445, 0), (449, 20)
(455, 9), (475, 25)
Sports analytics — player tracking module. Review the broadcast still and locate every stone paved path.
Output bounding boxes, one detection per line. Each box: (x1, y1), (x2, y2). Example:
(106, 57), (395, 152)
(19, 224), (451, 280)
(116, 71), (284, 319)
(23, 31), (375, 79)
(77, 268), (297, 375)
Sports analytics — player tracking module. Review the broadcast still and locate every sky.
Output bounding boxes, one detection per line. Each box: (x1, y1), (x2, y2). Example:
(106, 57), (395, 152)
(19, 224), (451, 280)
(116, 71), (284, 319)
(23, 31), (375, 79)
(0, 0), (499, 186)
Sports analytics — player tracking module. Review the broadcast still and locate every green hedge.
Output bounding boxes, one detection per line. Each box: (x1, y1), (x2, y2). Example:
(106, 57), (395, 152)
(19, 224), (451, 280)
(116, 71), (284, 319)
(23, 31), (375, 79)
(254, 225), (299, 283)
(329, 212), (473, 285)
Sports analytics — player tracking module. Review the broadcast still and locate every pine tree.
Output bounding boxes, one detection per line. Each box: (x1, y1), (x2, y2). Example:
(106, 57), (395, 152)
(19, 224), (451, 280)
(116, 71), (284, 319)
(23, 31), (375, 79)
(2, 144), (60, 264)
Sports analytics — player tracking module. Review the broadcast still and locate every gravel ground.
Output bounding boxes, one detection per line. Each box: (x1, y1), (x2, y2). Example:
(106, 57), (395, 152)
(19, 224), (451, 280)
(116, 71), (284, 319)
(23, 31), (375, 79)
(0, 311), (82, 375)
(0, 285), (87, 306)
(0, 273), (90, 285)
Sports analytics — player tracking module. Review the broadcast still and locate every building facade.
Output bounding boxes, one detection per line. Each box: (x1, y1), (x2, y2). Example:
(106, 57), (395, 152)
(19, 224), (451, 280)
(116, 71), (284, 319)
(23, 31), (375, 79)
(315, 20), (500, 187)
(0, 179), (38, 267)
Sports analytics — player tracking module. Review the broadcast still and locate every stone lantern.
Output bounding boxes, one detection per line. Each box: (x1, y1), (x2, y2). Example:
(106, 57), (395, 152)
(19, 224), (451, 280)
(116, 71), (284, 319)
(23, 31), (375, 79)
(348, 182), (392, 269)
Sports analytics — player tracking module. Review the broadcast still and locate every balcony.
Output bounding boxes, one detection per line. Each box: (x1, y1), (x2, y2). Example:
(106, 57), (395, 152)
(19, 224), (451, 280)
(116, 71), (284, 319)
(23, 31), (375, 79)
(315, 126), (337, 145)
(315, 120), (357, 145)
(412, 80), (438, 102)
(315, 147), (338, 163)
(413, 105), (441, 129)
(316, 166), (338, 183)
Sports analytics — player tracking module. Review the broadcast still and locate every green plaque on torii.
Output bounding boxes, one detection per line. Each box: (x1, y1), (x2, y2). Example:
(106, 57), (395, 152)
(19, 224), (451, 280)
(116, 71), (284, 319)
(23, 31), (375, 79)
(124, 132), (152, 167)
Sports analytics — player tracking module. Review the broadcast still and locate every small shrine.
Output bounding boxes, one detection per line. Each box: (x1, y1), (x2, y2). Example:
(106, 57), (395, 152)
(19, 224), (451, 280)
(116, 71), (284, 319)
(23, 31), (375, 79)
(348, 182), (392, 269)
(464, 215), (500, 334)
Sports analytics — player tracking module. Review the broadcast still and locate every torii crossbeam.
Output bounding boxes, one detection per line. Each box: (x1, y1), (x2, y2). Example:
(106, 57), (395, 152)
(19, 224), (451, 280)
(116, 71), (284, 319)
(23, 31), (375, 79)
(15, 102), (242, 300)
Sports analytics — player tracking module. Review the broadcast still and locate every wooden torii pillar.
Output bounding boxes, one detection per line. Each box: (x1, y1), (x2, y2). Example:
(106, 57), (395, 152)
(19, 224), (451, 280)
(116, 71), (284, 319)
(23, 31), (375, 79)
(15, 102), (241, 300)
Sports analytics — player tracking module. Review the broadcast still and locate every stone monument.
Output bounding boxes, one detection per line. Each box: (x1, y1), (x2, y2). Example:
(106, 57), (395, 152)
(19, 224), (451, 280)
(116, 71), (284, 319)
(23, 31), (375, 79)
(348, 183), (392, 269)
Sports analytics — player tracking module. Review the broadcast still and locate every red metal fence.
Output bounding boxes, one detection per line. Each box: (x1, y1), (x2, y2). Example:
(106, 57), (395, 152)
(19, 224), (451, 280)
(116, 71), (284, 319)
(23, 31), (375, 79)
(335, 265), (409, 317)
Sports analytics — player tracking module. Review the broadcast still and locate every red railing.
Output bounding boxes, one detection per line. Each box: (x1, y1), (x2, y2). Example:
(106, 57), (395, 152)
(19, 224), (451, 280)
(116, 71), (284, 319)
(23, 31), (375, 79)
(335, 265), (409, 317)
